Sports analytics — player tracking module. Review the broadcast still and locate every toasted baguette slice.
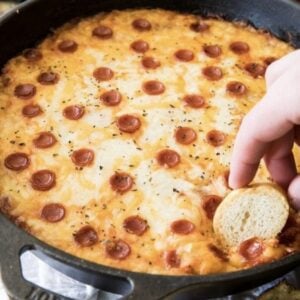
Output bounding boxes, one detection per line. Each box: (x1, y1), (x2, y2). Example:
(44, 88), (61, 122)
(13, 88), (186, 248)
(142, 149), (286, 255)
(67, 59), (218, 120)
(213, 183), (289, 247)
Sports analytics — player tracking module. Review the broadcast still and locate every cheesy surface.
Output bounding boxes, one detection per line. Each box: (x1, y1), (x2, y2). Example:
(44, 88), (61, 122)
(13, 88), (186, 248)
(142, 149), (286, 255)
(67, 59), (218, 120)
(0, 9), (299, 275)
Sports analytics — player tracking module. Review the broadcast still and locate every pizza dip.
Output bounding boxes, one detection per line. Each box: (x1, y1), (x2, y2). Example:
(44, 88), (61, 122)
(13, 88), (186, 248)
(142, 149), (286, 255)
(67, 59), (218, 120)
(0, 9), (299, 275)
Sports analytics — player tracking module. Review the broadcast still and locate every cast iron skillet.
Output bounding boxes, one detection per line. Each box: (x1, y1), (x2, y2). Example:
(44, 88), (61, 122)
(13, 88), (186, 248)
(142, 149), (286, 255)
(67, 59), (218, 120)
(1, 0), (300, 299)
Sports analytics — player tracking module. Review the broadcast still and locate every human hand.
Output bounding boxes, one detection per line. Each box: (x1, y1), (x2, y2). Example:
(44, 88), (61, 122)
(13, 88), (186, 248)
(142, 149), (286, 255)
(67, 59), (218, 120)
(229, 50), (300, 209)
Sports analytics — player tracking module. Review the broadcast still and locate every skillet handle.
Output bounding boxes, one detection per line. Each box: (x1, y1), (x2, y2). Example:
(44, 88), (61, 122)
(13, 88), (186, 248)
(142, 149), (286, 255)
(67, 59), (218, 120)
(0, 215), (62, 300)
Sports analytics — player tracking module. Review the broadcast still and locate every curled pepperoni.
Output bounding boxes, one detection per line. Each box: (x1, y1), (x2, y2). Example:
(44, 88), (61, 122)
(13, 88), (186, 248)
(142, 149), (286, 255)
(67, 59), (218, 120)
(208, 244), (228, 262)
(123, 215), (148, 236)
(143, 80), (165, 95)
(41, 203), (65, 223)
(175, 127), (197, 145)
(14, 84), (36, 100)
(175, 49), (194, 62)
(110, 172), (133, 193)
(239, 238), (264, 261)
(22, 104), (42, 118)
(202, 66), (223, 81)
(245, 63), (266, 78)
(63, 105), (85, 120)
(183, 94), (205, 108)
(156, 149), (180, 168)
(203, 45), (222, 58)
(100, 90), (122, 106)
(74, 225), (98, 247)
(33, 132), (57, 149)
(202, 195), (222, 219)
(190, 21), (209, 32)
(142, 56), (161, 69)
(92, 25), (113, 39)
(171, 219), (195, 235)
(4, 153), (30, 171)
(130, 40), (149, 53)
(37, 72), (59, 85)
(71, 149), (94, 167)
(23, 48), (42, 61)
(230, 41), (250, 54)
(226, 81), (247, 96)
(93, 67), (114, 82)
(264, 57), (277, 66)
(106, 239), (131, 260)
(31, 170), (56, 191)
(206, 130), (226, 147)
(117, 114), (141, 133)
(165, 250), (181, 268)
(58, 40), (78, 53)
(132, 18), (152, 31)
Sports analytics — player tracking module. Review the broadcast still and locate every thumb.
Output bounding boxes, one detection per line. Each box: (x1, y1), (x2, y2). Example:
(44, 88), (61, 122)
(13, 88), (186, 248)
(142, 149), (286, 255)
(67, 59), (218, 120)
(288, 174), (300, 210)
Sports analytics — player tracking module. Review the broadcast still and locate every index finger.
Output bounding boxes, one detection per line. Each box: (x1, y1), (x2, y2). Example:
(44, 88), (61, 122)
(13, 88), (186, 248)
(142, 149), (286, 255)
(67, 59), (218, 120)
(229, 93), (293, 189)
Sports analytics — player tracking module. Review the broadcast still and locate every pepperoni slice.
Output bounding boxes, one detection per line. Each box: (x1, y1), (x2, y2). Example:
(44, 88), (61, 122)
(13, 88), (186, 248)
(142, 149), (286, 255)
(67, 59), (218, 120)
(203, 45), (222, 58)
(171, 219), (195, 235)
(123, 216), (148, 236)
(239, 238), (264, 261)
(22, 104), (42, 118)
(92, 25), (113, 39)
(175, 49), (195, 62)
(230, 41), (250, 54)
(202, 195), (222, 219)
(41, 203), (65, 223)
(208, 244), (228, 262)
(23, 48), (42, 61)
(58, 40), (78, 53)
(33, 132), (57, 149)
(202, 66), (223, 81)
(117, 114), (141, 133)
(165, 250), (181, 268)
(264, 57), (277, 66)
(14, 84), (36, 100)
(245, 63), (266, 78)
(190, 21), (209, 32)
(74, 225), (99, 247)
(110, 172), (133, 193)
(156, 149), (180, 168)
(279, 227), (300, 245)
(183, 94), (205, 108)
(71, 149), (94, 167)
(206, 130), (226, 147)
(130, 40), (149, 53)
(143, 80), (165, 95)
(31, 170), (56, 191)
(4, 153), (30, 171)
(175, 127), (197, 145)
(37, 72), (59, 85)
(93, 67), (114, 82)
(142, 56), (161, 69)
(100, 90), (122, 106)
(132, 18), (152, 31)
(226, 81), (247, 96)
(106, 239), (131, 260)
(63, 105), (85, 120)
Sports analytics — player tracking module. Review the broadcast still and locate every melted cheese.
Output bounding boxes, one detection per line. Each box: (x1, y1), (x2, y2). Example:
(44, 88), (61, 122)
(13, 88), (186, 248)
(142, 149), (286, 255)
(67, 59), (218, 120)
(0, 9), (296, 275)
